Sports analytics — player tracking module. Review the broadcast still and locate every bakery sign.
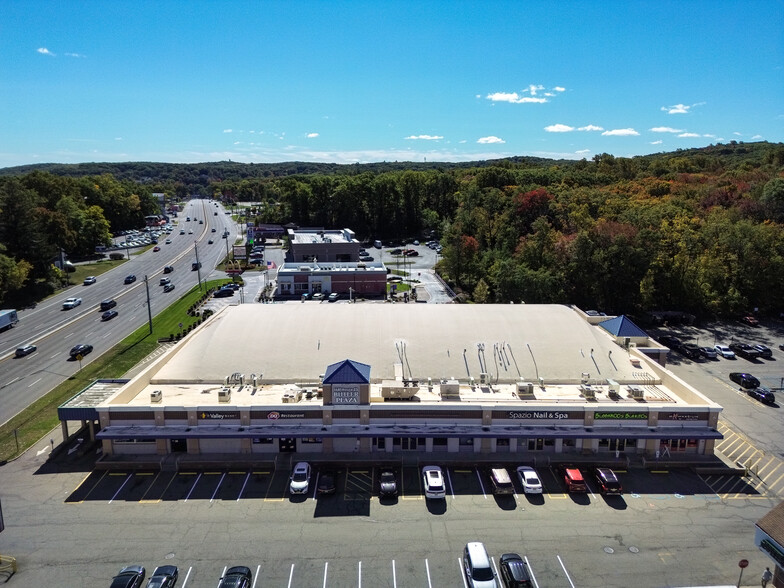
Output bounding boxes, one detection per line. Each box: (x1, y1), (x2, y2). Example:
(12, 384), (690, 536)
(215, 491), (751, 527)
(332, 383), (360, 405)
(594, 411), (648, 420)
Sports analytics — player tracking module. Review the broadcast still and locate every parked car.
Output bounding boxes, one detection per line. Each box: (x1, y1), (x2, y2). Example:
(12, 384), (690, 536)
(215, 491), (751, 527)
(216, 566), (252, 588)
(290, 462), (311, 494)
(100, 299), (117, 311)
(317, 471), (336, 495)
(110, 565), (146, 588)
(62, 297), (82, 310)
(563, 468), (587, 492)
(69, 343), (93, 359)
(516, 466), (543, 494)
(753, 344), (773, 359)
(163, 266), (174, 274)
(658, 334), (681, 348)
(423, 465), (446, 499)
(214, 287), (234, 298)
(498, 553), (533, 588)
(463, 542), (497, 588)
(379, 470), (398, 497)
(729, 372), (760, 389)
(101, 310), (119, 321)
(593, 467), (622, 495)
(748, 387), (776, 405)
(163, 283), (175, 293)
(729, 342), (760, 360)
(14, 344), (37, 358)
(328, 292), (340, 302)
(741, 315), (760, 327)
(145, 565), (178, 588)
(83, 276), (97, 285)
(124, 274), (137, 284)
(678, 342), (702, 360)
(714, 344), (736, 359)
(312, 292), (325, 300)
(698, 346), (718, 360)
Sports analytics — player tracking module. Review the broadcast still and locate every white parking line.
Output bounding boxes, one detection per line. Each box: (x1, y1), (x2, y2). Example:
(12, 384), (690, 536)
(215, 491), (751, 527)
(491, 556), (499, 578)
(237, 471), (251, 501)
(252, 565), (260, 588)
(216, 566), (227, 587)
(557, 554), (576, 588)
(184, 472), (202, 502)
(322, 561), (328, 588)
(358, 560), (362, 588)
(445, 469), (456, 499)
(210, 472), (226, 502)
(456, 557), (467, 588)
(108, 473), (131, 504)
(180, 566), (193, 586)
(426, 559), (435, 588)
(392, 560), (397, 588)
(475, 468), (487, 499)
(525, 555), (540, 588)
(313, 472), (320, 500)
(287, 564), (295, 588)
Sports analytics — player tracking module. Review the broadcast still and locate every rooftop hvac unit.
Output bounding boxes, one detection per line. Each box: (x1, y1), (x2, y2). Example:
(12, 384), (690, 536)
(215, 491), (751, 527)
(581, 372), (590, 384)
(151, 390), (162, 403)
(538, 377), (545, 388)
(607, 379), (621, 397)
(628, 386), (644, 399)
(479, 372), (488, 384)
(218, 387), (231, 402)
(516, 381), (534, 397)
(580, 384), (595, 399)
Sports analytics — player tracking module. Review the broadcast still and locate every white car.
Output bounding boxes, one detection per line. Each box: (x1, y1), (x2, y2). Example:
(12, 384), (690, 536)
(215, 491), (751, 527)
(62, 297), (82, 310)
(83, 276), (96, 285)
(422, 465), (446, 499)
(714, 344), (736, 359)
(289, 462), (311, 494)
(516, 466), (543, 494)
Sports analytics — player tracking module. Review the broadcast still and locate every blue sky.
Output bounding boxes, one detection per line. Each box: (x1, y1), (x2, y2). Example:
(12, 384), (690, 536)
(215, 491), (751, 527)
(1, 1), (782, 168)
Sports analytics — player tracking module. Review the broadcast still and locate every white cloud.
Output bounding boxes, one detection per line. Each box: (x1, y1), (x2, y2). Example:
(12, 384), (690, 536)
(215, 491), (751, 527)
(485, 85), (558, 104)
(65, 52), (85, 58)
(602, 128), (639, 136)
(577, 124), (603, 132)
(650, 140), (663, 145)
(307, 133), (319, 138)
(650, 126), (683, 133)
(518, 96), (547, 103)
(678, 132), (701, 138)
(37, 47), (55, 56)
(575, 149), (591, 155)
(404, 134), (444, 140)
(528, 84), (545, 96)
(553, 86), (566, 92)
(544, 124), (574, 133)
(486, 92), (523, 103)
(477, 136), (505, 144)
(751, 134), (763, 140)
(223, 129), (233, 133)
(661, 102), (705, 115)
(114, 137), (122, 141)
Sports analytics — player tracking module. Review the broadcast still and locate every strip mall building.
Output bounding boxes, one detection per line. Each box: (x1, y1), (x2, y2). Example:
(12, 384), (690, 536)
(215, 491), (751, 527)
(86, 305), (723, 461)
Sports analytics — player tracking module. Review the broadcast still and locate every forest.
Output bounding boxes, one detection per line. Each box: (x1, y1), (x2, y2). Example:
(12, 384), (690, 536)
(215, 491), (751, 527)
(1, 141), (783, 318)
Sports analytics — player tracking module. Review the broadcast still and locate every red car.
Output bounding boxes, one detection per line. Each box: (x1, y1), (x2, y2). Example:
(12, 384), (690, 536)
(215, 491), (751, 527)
(153, 246), (161, 252)
(741, 315), (759, 327)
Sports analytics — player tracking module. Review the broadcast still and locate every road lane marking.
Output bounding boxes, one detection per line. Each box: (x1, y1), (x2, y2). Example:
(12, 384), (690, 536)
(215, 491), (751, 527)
(27, 378), (42, 388)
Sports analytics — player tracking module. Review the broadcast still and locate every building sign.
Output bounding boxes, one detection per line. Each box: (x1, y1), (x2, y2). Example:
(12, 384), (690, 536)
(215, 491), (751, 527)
(232, 245), (247, 260)
(332, 383), (360, 405)
(266, 411), (308, 420)
(198, 411), (240, 420)
(594, 411), (648, 420)
(661, 412), (705, 421)
(506, 411), (574, 420)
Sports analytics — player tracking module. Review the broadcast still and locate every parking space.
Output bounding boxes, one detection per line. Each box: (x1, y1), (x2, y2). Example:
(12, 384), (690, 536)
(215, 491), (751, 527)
(449, 467), (485, 498)
(344, 468), (373, 501)
(400, 465), (422, 499)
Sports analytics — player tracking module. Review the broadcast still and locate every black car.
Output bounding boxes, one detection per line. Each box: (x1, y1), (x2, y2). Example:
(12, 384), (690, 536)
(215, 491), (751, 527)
(379, 470), (398, 497)
(214, 287), (234, 298)
(729, 342), (760, 360)
(110, 565), (146, 588)
(678, 342), (702, 360)
(593, 467), (622, 495)
(658, 334), (681, 349)
(499, 553), (533, 588)
(163, 283), (175, 293)
(729, 372), (760, 389)
(217, 566), (252, 588)
(14, 344), (37, 358)
(163, 265), (174, 274)
(100, 299), (117, 311)
(69, 343), (93, 359)
(146, 565), (178, 588)
(748, 387), (776, 405)
(124, 275), (136, 284)
(753, 344), (773, 359)
(101, 310), (119, 321)
(317, 471), (336, 495)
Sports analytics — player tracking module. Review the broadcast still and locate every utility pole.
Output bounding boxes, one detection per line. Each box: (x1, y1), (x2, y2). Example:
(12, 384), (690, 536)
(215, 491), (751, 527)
(144, 275), (153, 334)
(194, 242), (203, 291)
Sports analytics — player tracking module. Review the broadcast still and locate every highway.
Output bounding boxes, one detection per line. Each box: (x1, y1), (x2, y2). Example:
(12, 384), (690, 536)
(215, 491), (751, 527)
(0, 199), (240, 426)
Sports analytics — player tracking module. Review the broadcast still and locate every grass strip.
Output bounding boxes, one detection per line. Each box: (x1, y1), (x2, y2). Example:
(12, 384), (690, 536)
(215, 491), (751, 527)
(0, 279), (229, 462)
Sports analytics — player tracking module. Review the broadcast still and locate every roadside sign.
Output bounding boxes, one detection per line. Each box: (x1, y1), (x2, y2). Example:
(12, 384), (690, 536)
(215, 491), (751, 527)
(75, 354), (83, 361)
(738, 559), (748, 568)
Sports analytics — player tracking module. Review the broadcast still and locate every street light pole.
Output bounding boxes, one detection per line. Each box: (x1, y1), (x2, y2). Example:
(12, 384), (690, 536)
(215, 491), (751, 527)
(194, 242), (203, 291)
(144, 275), (153, 334)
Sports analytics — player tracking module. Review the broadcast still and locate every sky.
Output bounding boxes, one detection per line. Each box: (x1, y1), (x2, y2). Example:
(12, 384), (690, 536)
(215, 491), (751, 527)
(1, 1), (782, 168)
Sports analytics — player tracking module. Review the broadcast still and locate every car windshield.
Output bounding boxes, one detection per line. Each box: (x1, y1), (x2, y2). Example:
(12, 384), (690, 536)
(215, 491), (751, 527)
(381, 472), (394, 482)
(292, 471), (307, 482)
(473, 566), (494, 581)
